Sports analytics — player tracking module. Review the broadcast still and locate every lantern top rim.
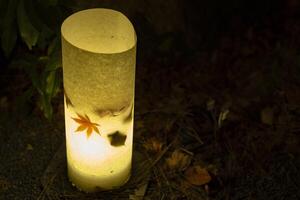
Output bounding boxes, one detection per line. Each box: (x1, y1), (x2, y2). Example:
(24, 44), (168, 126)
(61, 8), (136, 54)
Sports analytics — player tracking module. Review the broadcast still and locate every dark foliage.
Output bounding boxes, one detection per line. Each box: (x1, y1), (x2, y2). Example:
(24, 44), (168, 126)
(0, 0), (300, 199)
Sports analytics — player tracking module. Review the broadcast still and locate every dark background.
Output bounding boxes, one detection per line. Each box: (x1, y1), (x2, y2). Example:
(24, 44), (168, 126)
(0, 0), (300, 199)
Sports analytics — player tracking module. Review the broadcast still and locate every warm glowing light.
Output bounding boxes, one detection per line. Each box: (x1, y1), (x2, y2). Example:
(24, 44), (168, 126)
(61, 8), (136, 192)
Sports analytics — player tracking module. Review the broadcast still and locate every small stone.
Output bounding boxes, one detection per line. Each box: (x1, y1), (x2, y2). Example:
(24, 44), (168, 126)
(261, 106), (274, 125)
(26, 144), (33, 151)
(0, 96), (8, 109)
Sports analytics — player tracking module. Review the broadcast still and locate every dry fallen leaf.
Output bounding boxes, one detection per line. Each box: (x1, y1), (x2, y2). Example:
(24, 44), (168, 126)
(72, 113), (100, 138)
(0, 177), (10, 192)
(218, 109), (230, 127)
(261, 106), (274, 125)
(143, 137), (163, 153)
(184, 165), (212, 186)
(129, 182), (149, 200)
(165, 149), (192, 171)
(206, 98), (215, 111)
(0, 96), (8, 109)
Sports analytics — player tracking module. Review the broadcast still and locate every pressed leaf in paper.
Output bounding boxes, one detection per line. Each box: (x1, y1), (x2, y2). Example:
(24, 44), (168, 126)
(107, 131), (127, 147)
(95, 107), (125, 118)
(64, 89), (73, 108)
(94, 103), (131, 118)
(72, 113), (100, 138)
(123, 104), (133, 123)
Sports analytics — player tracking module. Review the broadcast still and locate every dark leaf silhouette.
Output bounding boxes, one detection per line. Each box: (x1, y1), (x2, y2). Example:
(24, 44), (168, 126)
(94, 104), (129, 118)
(1, 0), (18, 57)
(123, 104), (133, 123)
(64, 89), (73, 108)
(17, 0), (39, 50)
(107, 131), (127, 147)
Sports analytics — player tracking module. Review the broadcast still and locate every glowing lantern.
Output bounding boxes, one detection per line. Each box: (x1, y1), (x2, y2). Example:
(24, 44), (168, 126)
(61, 8), (136, 192)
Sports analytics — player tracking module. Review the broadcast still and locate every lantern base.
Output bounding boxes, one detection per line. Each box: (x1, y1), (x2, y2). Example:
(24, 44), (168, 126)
(67, 161), (131, 193)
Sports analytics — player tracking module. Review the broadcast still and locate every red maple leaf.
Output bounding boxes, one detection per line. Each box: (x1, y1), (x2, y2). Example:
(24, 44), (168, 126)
(72, 113), (100, 138)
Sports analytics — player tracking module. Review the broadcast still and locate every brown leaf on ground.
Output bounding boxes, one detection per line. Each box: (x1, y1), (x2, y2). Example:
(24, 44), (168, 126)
(165, 149), (192, 171)
(143, 137), (163, 154)
(0, 96), (8, 109)
(261, 106), (274, 125)
(0, 177), (10, 192)
(184, 165), (212, 186)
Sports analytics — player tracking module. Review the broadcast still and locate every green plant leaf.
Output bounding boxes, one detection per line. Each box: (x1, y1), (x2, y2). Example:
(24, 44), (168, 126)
(40, 95), (53, 120)
(25, 0), (54, 49)
(28, 69), (44, 95)
(15, 55), (44, 95)
(0, 0), (8, 32)
(15, 87), (34, 116)
(25, 0), (44, 29)
(35, 2), (64, 32)
(47, 36), (60, 55)
(1, 25), (17, 58)
(45, 50), (62, 72)
(9, 53), (46, 95)
(37, 26), (54, 49)
(1, 0), (18, 57)
(17, 0), (39, 50)
(38, 0), (58, 7)
(46, 70), (61, 99)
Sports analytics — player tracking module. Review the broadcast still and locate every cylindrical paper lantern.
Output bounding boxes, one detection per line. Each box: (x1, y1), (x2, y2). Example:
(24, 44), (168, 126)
(61, 8), (136, 192)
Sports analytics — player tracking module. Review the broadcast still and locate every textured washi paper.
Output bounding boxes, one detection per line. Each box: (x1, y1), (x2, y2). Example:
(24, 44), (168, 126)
(61, 8), (136, 192)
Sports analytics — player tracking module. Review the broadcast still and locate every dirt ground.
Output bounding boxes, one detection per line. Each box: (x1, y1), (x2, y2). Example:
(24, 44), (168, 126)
(1, 4), (300, 200)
